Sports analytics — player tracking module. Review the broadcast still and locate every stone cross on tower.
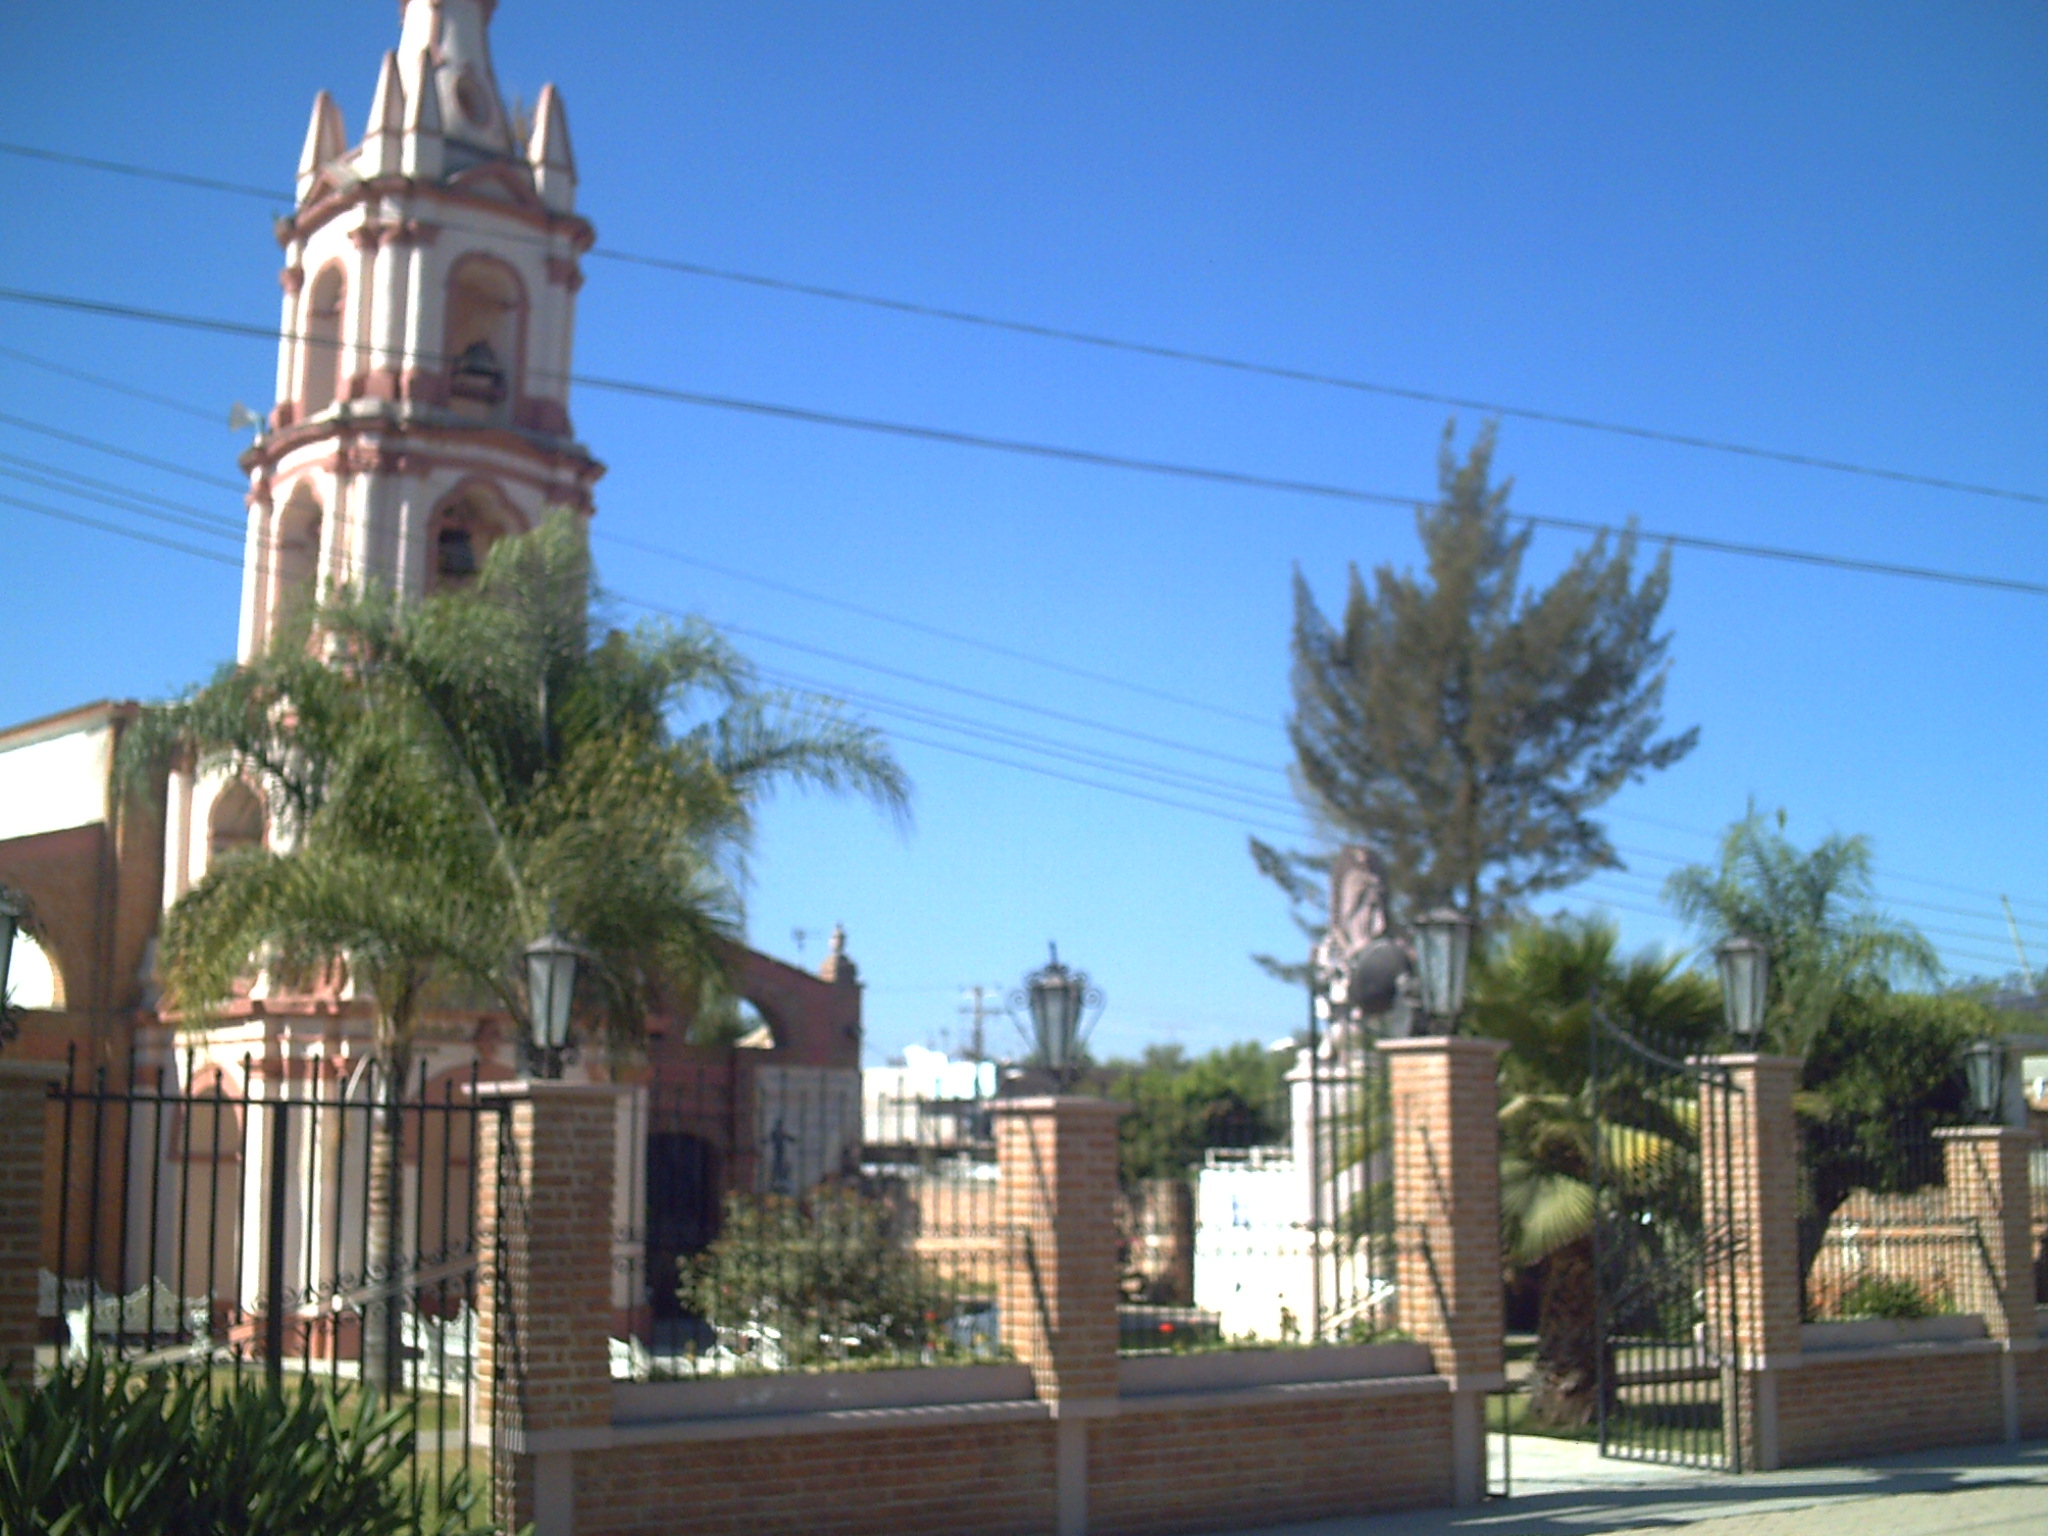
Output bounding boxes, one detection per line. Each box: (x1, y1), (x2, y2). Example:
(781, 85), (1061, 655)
(237, 0), (603, 662)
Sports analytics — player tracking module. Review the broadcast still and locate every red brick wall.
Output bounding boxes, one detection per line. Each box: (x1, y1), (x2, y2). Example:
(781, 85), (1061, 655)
(1775, 1351), (2004, 1466)
(570, 1418), (1057, 1536)
(2016, 1348), (2048, 1440)
(1088, 1391), (1454, 1535)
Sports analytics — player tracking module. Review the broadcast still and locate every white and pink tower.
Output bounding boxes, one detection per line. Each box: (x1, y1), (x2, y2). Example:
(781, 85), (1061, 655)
(236, 0), (602, 663)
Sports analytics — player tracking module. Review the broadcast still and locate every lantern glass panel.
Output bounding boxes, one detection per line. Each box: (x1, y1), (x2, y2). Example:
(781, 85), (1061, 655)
(1715, 936), (1768, 1040)
(524, 936), (577, 1051)
(1964, 1041), (2004, 1121)
(1415, 909), (1471, 1020)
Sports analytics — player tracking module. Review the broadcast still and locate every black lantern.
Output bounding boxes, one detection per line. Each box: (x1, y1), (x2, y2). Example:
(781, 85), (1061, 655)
(523, 929), (580, 1079)
(1963, 1039), (2006, 1124)
(1714, 935), (1769, 1043)
(1012, 943), (1103, 1091)
(1413, 908), (1473, 1027)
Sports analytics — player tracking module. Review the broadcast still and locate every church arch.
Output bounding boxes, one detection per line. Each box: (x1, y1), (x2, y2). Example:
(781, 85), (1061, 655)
(426, 479), (524, 592)
(270, 485), (324, 636)
(207, 781), (266, 868)
(442, 255), (525, 426)
(5, 929), (63, 1012)
(302, 262), (347, 417)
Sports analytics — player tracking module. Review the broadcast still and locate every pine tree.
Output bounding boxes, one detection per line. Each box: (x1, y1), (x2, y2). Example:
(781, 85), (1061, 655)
(1254, 423), (1697, 940)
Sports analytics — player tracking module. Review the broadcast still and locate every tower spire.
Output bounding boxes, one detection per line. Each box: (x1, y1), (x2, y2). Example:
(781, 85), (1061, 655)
(526, 83), (576, 214)
(294, 91), (347, 204)
(397, 0), (513, 165)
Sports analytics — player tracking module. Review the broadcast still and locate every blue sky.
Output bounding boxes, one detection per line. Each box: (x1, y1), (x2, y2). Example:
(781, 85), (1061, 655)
(2, 2), (2044, 1063)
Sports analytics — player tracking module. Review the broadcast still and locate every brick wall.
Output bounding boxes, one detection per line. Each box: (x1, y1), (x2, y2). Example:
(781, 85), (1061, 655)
(0, 1065), (60, 1375)
(1775, 1350), (2004, 1465)
(571, 1417), (1057, 1536)
(1088, 1388), (1452, 1535)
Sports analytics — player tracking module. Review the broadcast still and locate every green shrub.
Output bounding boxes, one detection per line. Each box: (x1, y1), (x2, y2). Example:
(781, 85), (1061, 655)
(0, 1356), (494, 1536)
(1833, 1274), (1939, 1321)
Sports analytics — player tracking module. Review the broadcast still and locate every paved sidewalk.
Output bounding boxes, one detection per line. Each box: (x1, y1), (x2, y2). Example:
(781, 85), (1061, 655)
(1216, 1434), (2048, 1536)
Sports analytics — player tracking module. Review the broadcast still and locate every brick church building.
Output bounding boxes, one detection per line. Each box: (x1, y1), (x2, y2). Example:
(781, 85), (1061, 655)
(0, 0), (861, 1337)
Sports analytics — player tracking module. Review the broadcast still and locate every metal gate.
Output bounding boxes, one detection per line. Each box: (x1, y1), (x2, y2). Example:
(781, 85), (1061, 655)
(43, 1047), (508, 1527)
(1590, 1016), (1742, 1470)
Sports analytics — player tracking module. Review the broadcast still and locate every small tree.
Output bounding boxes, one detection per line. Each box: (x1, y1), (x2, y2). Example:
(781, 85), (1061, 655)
(1100, 1043), (1290, 1185)
(679, 1186), (957, 1368)
(1665, 811), (1984, 1291)
(1254, 423), (1695, 961)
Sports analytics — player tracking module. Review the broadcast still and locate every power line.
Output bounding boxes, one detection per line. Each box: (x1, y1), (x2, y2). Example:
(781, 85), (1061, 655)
(4, 284), (2046, 601)
(0, 344), (227, 424)
(8, 374), (2045, 925)
(597, 533), (1276, 729)
(0, 490), (240, 567)
(0, 406), (248, 492)
(5, 136), (2043, 509)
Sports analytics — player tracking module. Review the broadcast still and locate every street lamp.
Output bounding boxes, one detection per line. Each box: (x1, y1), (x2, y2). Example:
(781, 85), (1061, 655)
(1963, 1039), (2007, 1125)
(1013, 943), (1104, 1091)
(1714, 935), (1769, 1043)
(523, 928), (581, 1079)
(1413, 908), (1473, 1030)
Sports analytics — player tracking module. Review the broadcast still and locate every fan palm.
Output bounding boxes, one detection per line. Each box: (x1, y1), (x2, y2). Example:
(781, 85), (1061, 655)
(136, 512), (908, 1391)
(1467, 916), (1717, 1427)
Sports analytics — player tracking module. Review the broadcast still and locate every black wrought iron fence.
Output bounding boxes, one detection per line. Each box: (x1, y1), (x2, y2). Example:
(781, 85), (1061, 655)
(1185, 1039), (1395, 1349)
(617, 1069), (1008, 1378)
(1801, 1115), (1985, 1322)
(42, 1047), (500, 1525)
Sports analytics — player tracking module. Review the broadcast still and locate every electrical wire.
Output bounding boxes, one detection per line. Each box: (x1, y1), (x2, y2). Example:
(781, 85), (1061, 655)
(4, 283), (2046, 602)
(6, 375), (2045, 931)
(4, 136), (2043, 509)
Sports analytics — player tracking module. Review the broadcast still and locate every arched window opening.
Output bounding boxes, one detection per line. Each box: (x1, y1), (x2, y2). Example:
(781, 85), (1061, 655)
(443, 258), (522, 425)
(302, 265), (346, 417)
(272, 489), (323, 634)
(5, 930), (62, 1012)
(427, 486), (518, 593)
(208, 782), (266, 868)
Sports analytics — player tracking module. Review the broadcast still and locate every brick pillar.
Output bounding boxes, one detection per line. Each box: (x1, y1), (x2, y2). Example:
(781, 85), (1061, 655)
(473, 1081), (625, 1536)
(1378, 1037), (1506, 1507)
(1697, 1054), (1803, 1471)
(1939, 1126), (2039, 1441)
(993, 1096), (1121, 1536)
(0, 1063), (60, 1378)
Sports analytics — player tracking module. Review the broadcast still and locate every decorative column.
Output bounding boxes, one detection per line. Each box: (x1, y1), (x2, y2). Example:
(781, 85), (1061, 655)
(473, 1081), (626, 1536)
(993, 1096), (1122, 1536)
(1378, 1037), (1506, 1507)
(1938, 1125), (2039, 1441)
(0, 1063), (60, 1378)
(1697, 1054), (1803, 1472)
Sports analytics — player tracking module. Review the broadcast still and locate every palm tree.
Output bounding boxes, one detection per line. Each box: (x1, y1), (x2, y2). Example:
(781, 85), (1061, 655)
(1663, 808), (1936, 1053)
(139, 513), (908, 1392)
(1466, 916), (1717, 1428)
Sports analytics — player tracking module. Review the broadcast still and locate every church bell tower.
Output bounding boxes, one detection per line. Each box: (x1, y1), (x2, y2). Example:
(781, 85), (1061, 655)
(238, 0), (602, 661)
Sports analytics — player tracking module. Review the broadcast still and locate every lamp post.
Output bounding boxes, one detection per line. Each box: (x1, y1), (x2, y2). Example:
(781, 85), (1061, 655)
(1012, 943), (1103, 1092)
(523, 928), (580, 1079)
(1413, 907), (1473, 1032)
(1963, 1039), (2007, 1125)
(0, 890), (22, 1050)
(1714, 935), (1769, 1044)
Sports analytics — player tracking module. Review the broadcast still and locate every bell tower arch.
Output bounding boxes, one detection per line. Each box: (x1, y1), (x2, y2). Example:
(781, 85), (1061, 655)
(237, 0), (602, 661)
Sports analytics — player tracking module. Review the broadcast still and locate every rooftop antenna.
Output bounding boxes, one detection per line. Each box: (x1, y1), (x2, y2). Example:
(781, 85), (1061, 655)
(2001, 896), (2036, 991)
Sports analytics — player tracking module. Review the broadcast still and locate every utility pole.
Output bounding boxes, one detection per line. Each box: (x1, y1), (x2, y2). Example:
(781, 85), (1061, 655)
(2001, 897), (2036, 991)
(957, 985), (1005, 1063)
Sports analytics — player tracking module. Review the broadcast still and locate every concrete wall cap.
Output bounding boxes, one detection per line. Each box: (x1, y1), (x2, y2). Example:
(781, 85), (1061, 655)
(465, 1078), (630, 1102)
(989, 1095), (1124, 1116)
(1694, 1053), (1804, 1069)
(1375, 1036), (1508, 1058)
(0, 1061), (69, 1083)
(1934, 1124), (2038, 1143)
